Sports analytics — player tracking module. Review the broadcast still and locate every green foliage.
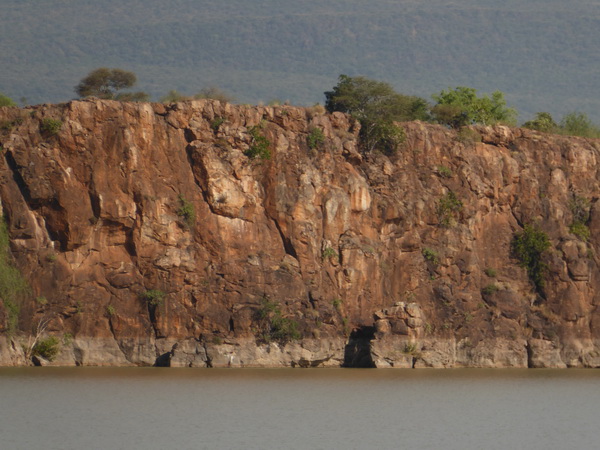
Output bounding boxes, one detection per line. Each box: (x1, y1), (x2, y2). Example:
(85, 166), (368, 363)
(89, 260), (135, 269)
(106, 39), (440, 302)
(0, 217), (28, 335)
(160, 90), (187, 103)
(456, 127), (482, 144)
(332, 298), (343, 311)
(177, 195), (196, 228)
(437, 191), (463, 227)
(307, 127), (325, 150)
(569, 195), (591, 241)
(322, 246), (338, 261)
(512, 224), (551, 291)
(437, 165), (453, 178)
(482, 284), (499, 295)
(35, 296), (48, 305)
(522, 112), (558, 133)
(40, 118), (62, 135)
(211, 117), (225, 132)
(558, 112), (600, 138)
(324, 75), (423, 153)
(74, 67), (141, 100)
(432, 86), (517, 128)
(32, 336), (60, 361)
(0, 93), (16, 107)
(484, 268), (497, 278)
(142, 289), (166, 306)
(422, 248), (439, 265)
(245, 125), (271, 159)
(255, 297), (301, 345)
(106, 305), (116, 316)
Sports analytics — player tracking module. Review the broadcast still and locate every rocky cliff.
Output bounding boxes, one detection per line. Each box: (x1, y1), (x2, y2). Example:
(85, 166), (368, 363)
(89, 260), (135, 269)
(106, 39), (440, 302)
(1, 99), (600, 368)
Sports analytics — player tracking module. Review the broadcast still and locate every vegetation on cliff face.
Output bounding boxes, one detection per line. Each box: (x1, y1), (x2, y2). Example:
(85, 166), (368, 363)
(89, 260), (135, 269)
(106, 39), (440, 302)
(0, 217), (29, 335)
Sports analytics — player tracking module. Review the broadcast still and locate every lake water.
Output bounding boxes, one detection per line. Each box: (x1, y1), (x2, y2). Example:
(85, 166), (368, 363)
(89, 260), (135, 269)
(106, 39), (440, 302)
(1, 368), (599, 450)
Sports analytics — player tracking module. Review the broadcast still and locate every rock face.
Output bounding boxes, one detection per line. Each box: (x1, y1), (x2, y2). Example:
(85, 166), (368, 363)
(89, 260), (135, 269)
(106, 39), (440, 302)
(1, 99), (600, 368)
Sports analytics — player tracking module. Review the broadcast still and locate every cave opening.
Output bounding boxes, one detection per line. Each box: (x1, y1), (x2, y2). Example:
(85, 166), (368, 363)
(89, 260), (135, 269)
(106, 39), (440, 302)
(343, 326), (376, 368)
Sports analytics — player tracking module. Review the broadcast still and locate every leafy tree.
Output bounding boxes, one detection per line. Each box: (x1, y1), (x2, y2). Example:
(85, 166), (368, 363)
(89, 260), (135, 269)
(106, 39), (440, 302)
(324, 75), (428, 153)
(431, 86), (517, 128)
(522, 112), (558, 133)
(74, 68), (147, 101)
(558, 112), (600, 138)
(0, 93), (16, 107)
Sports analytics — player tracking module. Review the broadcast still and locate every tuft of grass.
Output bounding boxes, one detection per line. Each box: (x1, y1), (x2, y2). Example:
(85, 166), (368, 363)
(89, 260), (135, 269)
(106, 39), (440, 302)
(177, 195), (196, 228)
(484, 268), (497, 277)
(437, 191), (463, 227)
(142, 289), (166, 307)
(482, 284), (499, 295)
(422, 247), (439, 265)
(307, 127), (325, 150)
(322, 246), (338, 261)
(437, 165), (453, 178)
(40, 118), (62, 135)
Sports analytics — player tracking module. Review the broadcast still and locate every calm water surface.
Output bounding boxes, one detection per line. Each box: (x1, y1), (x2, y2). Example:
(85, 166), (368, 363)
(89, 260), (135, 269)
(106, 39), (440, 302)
(1, 367), (599, 450)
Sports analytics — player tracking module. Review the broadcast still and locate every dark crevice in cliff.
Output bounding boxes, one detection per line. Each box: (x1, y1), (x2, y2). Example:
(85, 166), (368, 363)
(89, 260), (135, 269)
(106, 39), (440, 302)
(4, 150), (34, 205)
(526, 340), (534, 368)
(271, 219), (297, 258)
(343, 326), (376, 368)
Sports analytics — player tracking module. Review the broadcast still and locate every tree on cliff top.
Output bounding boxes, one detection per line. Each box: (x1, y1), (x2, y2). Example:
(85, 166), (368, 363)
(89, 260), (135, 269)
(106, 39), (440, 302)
(324, 75), (429, 153)
(0, 93), (16, 107)
(431, 86), (517, 128)
(74, 68), (148, 101)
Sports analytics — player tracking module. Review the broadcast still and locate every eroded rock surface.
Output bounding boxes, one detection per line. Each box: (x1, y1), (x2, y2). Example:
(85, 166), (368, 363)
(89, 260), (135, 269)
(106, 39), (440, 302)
(1, 100), (600, 368)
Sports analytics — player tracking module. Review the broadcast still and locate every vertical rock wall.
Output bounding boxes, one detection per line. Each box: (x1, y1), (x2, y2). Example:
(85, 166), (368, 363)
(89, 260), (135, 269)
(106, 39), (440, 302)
(1, 99), (600, 367)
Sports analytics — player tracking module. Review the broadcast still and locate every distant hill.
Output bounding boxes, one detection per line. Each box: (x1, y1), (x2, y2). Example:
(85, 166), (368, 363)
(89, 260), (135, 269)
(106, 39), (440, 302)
(2, 0), (600, 123)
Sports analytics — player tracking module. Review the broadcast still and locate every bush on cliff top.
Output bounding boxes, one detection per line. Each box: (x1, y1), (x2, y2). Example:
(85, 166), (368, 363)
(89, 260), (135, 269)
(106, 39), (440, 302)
(324, 75), (426, 154)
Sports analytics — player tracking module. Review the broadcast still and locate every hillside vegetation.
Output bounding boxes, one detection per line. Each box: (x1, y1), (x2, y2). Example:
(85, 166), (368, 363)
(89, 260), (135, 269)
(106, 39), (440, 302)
(2, 0), (600, 121)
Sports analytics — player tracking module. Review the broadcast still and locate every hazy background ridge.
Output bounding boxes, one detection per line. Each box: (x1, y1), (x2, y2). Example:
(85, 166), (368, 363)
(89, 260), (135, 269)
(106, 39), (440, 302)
(2, 0), (599, 122)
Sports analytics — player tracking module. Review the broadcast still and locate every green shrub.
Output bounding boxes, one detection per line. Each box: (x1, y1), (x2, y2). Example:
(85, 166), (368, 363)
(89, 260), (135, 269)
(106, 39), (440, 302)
(245, 125), (271, 160)
(568, 195), (591, 241)
(437, 191), (463, 227)
(437, 165), (453, 178)
(482, 284), (499, 295)
(522, 112), (558, 133)
(106, 305), (116, 316)
(0, 217), (28, 335)
(570, 222), (591, 242)
(456, 127), (482, 144)
(332, 298), (343, 311)
(322, 246), (338, 261)
(512, 224), (551, 291)
(177, 195), (195, 228)
(0, 93), (16, 107)
(255, 297), (301, 345)
(431, 86), (517, 128)
(36, 296), (48, 305)
(422, 248), (439, 265)
(40, 118), (62, 135)
(324, 75), (423, 153)
(558, 112), (600, 138)
(211, 117), (225, 132)
(142, 289), (166, 306)
(484, 268), (497, 277)
(307, 127), (325, 150)
(32, 336), (60, 360)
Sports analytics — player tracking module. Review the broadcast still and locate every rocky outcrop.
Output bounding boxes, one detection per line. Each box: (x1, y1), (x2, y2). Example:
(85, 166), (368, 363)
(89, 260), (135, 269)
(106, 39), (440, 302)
(1, 99), (600, 368)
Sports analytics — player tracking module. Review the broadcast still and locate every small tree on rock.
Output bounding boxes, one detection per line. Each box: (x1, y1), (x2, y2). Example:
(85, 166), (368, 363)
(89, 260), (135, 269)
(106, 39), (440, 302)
(75, 68), (148, 101)
(325, 75), (428, 154)
(431, 86), (517, 128)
